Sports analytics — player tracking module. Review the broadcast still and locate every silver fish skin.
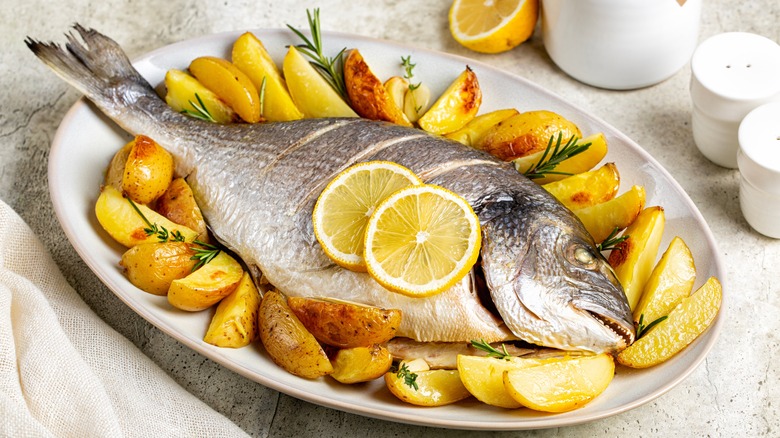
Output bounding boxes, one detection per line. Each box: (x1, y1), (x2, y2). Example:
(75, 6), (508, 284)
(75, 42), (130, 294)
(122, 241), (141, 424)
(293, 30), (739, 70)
(27, 26), (635, 353)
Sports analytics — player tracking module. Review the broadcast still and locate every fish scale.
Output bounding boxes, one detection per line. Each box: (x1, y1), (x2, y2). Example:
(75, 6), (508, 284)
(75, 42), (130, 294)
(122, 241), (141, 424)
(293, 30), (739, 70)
(27, 25), (635, 353)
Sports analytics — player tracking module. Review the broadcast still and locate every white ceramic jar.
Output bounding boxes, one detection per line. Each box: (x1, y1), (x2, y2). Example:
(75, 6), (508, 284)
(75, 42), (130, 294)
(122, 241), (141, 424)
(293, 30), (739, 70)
(541, 0), (702, 90)
(690, 33), (780, 169)
(737, 102), (780, 239)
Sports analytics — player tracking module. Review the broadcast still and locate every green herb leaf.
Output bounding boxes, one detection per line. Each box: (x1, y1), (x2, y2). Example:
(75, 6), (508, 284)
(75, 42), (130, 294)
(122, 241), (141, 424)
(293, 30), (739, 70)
(258, 76), (267, 116)
(597, 227), (629, 252)
(126, 197), (184, 243)
(470, 339), (512, 360)
(190, 240), (221, 272)
(395, 363), (419, 390)
(636, 313), (668, 338)
(521, 133), (591, 180)
(181, 93), (216, 122)
(287, 8), (350, 103)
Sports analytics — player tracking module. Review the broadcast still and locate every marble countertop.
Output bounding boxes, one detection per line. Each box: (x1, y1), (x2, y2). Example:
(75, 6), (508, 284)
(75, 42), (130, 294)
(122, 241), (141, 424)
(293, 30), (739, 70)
(2, 0), (778, 436)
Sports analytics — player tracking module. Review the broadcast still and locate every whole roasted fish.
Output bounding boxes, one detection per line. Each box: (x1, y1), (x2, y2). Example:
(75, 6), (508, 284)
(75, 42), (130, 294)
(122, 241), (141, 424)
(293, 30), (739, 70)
(27, 26), (635, 353)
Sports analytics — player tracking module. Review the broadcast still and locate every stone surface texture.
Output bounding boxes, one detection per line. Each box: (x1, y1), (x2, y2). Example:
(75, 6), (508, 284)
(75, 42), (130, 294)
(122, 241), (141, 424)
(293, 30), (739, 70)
(1, 0), (778, 436)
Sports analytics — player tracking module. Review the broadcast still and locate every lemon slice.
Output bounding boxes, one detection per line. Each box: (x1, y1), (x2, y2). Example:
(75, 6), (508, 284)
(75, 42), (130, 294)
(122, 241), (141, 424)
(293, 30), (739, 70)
(449, 0), (539, 54)
(313, 161), (422, 271)
(364, 184), (481, 297)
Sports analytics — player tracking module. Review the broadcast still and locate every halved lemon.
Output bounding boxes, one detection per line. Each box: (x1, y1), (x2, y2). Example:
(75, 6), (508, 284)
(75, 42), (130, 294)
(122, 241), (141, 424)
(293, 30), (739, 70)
(364, 184), (481, 297)
(313, 161), (422, 271)
(449, 0), (539, 54)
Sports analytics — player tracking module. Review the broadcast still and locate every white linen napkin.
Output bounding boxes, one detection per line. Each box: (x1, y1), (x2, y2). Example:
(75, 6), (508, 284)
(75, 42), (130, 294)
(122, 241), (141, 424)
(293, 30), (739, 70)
(0, 199), (249, 437)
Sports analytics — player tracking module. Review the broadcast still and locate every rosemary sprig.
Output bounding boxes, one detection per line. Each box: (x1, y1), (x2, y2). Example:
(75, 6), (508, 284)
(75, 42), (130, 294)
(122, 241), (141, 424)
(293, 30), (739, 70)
(395, 363), (419, 390)
(636, 313), (668, 339)
(181, 93), (216, 123)
(522, 133), (591, 180)
(470, 339), (511, 360)
(287, 8), (350, 103)
(597, 227), (629, 252)
(126, 198), (185, 243)
(190, 240), (221, 271)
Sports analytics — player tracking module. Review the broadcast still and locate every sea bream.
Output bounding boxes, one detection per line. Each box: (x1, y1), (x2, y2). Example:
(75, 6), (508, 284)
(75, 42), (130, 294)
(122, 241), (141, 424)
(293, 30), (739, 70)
(27, 26), (635, 353)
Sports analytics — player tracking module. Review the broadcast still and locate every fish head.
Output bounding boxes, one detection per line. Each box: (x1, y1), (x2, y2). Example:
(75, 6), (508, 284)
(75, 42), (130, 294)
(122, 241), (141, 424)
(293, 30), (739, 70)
(482, 212), (635, 354)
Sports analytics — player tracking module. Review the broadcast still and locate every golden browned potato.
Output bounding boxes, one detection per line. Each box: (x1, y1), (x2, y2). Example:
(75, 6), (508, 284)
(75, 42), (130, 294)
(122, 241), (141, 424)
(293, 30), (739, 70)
(164, 69), (238, 124)
(120, 242), (196, 295)
(287, 297), (401, 348)
(512, 132), (608, 185)
(573, 185), (645, 243)
(121, 135), (175, 205)
(167, 251), (244, 311)
(543, 163), (621, 211)
(203, 272), (261, 348)
(343, 49), (411, 126)
(444, 108), (519, 147)
(384, 358), (471, 406)
(258, 290), (334, 378)
(417, 67), (481, 135)
(189, 56), (262, 123)
(104, 141), (133, 191)
(283, 46), (358, 118)
(478, 110), (582, 161)
(330, 345), (393, 384)
(155, 177), (209, 242)
(95, 185), (198, 248)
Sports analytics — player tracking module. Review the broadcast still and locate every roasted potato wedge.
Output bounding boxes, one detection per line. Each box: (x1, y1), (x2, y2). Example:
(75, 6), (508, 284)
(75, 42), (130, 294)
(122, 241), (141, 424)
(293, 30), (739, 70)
(95, 185), (198, 247)
(402, 81), (431, 124)
(457, 355), (565, 409)
(608, 206), (666, 310)
(203, 272), (261, 348)
(231, 32), (303, 122)
(513, 132), (608, 184)
(117, 135), (175, 205)
(120, 242), (196, 296)
(385, 359), (471, 406)
(105, 140), (133, 191)
(618, 277), (721, 368)
(330, 345), (393, 384)
(164, 69), (238, 124)
(287, 297), (401, 348)
(258, 290), (334, 378)
(478, 110), (582, 161)
(155, 177), (209, 243)
(633, 236), (696, 325)
(384, 76), (408, 112)
(445, 108), (519, 147)
(167, 251), (244, 311)
(282, 46), (358, 118)
(503, 353), (615, 413)
(417, 66), (481, 135)
(543, 163), (620, 211)
(189, 56), (262, 123)
(573, 185), (646, 243)
(344, 49), (411, 126)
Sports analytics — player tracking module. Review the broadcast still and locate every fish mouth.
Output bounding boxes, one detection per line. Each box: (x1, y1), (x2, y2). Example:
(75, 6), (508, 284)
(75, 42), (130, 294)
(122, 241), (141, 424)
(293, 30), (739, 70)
(587, 310), (635, 348)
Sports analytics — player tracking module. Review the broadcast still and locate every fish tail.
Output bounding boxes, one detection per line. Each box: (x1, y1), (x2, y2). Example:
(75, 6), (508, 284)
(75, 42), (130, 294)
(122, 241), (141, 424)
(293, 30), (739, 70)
(25, 24), (157, 113)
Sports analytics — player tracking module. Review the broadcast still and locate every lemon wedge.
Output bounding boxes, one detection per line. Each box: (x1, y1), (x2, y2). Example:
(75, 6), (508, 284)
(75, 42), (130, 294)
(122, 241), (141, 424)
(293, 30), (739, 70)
(448, 0), (539, 54)
(364, 184), (481, 297)
(313, 161), (422, 271)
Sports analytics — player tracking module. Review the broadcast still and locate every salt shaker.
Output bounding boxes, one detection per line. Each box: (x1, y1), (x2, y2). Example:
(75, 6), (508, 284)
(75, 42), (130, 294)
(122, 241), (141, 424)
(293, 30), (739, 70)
(737, 102), (780, 238)
(690, 33), (780, 168)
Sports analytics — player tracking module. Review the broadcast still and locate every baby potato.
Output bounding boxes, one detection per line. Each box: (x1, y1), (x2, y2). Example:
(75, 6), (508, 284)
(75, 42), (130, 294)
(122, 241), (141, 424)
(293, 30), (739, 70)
(189, 56), (262, 123)
(445, 108), (519, 147)
(155, 177), (209, 243)
(231, 32), (303, 122)
(164, 69), (238, 124)
(478, 110), (582, 161)
(344, 49), (411, 126)
(121, 135), (175, 205)
(384, 76), (408, 114)
(543, 163), (621, 211)
(95, 185), (198, 247)
(513, 132), (608, 185)
(573, 185), (645, 243)
(287, 297), (401, 348)
(418, 66), (481, 135)
(104, 141), (133, 191)
(258, 290), (334, 379)
(167, 251), (244, 311)
(204, 272), (261, 348)
(283, 46), (358, 118)
(618, 277), (721, 368)
(330, 345), (393, 384)
(120, 242), (196, 295)
(384, 359), (471, 406)
(503, 353), (615, 413)
(608, 206), (666, 310)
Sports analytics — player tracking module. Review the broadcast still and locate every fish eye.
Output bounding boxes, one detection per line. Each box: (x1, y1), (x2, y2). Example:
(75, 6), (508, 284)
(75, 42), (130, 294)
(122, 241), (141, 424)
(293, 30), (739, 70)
(573, 247), (596, 266)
